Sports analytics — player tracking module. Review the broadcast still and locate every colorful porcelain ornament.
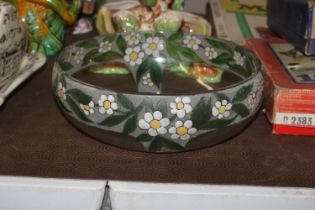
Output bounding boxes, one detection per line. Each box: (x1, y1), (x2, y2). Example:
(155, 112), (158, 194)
(52, 32), (264, 153)
(96, 0), (211, 36)
(8, 0), (81, 56)
(0, 1), (46, 106)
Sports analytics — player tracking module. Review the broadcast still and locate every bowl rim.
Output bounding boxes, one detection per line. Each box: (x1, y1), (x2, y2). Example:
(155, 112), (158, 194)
(56, 32), (262, 98)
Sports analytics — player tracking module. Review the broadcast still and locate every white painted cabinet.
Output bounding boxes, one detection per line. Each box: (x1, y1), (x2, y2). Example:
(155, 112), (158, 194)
(0, 176), (106, 210)
(1, 176), (315, 210)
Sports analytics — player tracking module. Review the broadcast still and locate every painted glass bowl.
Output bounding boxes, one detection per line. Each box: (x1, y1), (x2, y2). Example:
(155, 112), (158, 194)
(52, 32), (264, 153)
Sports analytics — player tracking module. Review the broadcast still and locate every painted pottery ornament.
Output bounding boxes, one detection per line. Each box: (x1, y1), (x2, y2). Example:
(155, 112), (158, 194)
(0, 1), (46, 106)
(52, 32), (264, 153)
(7, 0), (81, 56)
(96, 0), (211, 36)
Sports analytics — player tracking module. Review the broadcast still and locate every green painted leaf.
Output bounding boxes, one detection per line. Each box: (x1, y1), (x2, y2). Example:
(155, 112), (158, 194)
(205, 38), (233, 53)
(82, 49), (99, 66)
(200, 116), (237, 130)
(144, 33), (152, 38)
(150, 60), (162, 88)
(66, 95), (91, 122)
(134, 105), (144, 114)
(117, 93), (135, 111)
(116, 35), (127, 53)
(137, 134), (153, 142)
(235, 45), (245, 55)
(59, 61), (73, 71)
(211, 53), (233, 65)
(149, 138), (162, 152)
(168, 32), (184, 41)
(191, 97), (211, 129)
(214, 93), (230, 101)
(160, 137), (184, 151)
(76, 38), (99, 48)
(103, 34), (116, 42)
(178, 46), (202, 62)
(136, 58), (150, 82)
(123, 114), (138, 134)
(66, 89), (92, 104)
(156, 100), (168, 116)
(92, 51), (122, 63)
(228, 64), (249, 78)
(232, 84), (253, 103)
(59, 73), (66, 85)
(166, 43), (181, 61)
(99, 114), (130, 126)
(232, 103), (250, 117)
(245, 58), (253, 76)
(155, 32), (166, 39)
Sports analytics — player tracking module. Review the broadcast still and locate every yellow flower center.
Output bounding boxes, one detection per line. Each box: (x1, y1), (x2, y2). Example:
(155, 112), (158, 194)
(189, 39), (196, 45)
(176, 126), (188, 136)
(176, 102), (184, 110)
(130, 35), (137, 42)
(130, 52), (138, 61)
(83, 105), (90, 111)
(149, 43), (157, 50)
(102, 43), (108, 49)
(103, 100), (111, 109)
(58, 90), (65, 99)
(219, 106), (226, 114)
(150, 120), (161, 129)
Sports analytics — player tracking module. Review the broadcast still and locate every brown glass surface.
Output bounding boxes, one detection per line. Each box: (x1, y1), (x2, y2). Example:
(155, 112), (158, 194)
(1, 30), (315, 188)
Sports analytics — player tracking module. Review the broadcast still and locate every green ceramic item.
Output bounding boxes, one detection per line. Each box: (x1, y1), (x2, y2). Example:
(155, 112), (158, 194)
(96, 1), (211, 36)
(8, 0), (81, 56)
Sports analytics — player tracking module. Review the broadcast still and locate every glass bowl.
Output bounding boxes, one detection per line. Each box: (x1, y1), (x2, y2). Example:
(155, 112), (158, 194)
(52, 32), (264, 153)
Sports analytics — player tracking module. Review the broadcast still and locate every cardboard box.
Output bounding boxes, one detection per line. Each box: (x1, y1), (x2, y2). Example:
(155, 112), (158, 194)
(267, 0), (315, 56)
(208, 0), (275, 44)
(246, 38), (315, 135)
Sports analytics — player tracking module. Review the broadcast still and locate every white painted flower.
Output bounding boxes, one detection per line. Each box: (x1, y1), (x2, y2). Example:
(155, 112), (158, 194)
(99, 40), (112, 53)
(142, 73), (154, 86)
(248, 92), (257, 110)
(73, 49), (84, 64)
(98, 95), (118, 115)
(233, 51), (245, 66)
(183, 35), (201, 50)
(138, 111), (170, 136)
(142, 37), (164, 57)
(170, 96), (192, 118)
(125, 32), (141, 45)
(57, 82), (66, 100)
(212, 99), (232, 119)
(80, 101), (95, 116)
(205, 47), (218, 60)
(64, 48), (72, 62)
(124, 46), (145, 66)
(169, 120), (197, 140)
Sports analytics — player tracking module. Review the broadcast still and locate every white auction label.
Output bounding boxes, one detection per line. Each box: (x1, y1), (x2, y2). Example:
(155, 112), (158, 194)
(275, 113), (315, 127)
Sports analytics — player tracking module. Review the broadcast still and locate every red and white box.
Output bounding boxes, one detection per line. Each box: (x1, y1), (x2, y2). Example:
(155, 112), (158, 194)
(246, 38), (315, 135)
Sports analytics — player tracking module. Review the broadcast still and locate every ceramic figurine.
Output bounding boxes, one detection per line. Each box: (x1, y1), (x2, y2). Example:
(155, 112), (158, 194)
(0, 1), (46, 106)
(52, 32), (264, 153)
(141, 0), (184, 11)
(96, 0), (211, 36)
(73, 18), (93, 35)
(7, 0), (81, 56)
